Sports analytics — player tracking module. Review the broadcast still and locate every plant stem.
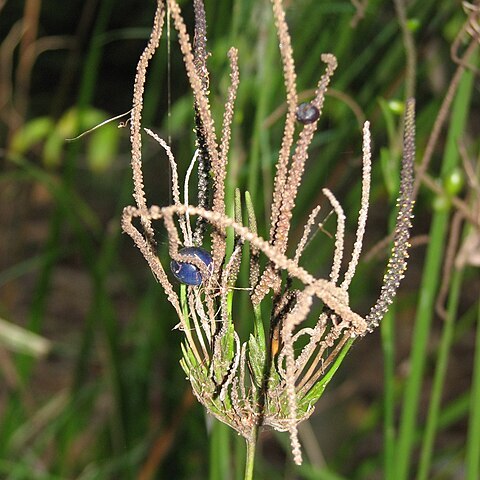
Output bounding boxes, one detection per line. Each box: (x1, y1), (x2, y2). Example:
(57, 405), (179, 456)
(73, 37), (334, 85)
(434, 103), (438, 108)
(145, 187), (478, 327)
(417, 263), (463, 479)
(210, 420), (230, 480)
(382, 308), (396, 480)
(465, 299), (480, 480)
(244, 431), (258, 480)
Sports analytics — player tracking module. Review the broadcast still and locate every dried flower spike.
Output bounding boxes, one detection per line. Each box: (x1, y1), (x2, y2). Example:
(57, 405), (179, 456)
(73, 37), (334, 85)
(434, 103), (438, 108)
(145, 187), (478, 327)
(122, 0), (415, 471)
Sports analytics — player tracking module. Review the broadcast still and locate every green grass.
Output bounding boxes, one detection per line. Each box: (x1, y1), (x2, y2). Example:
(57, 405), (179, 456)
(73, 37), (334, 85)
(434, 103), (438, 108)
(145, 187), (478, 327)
(1, 0), (479, 478)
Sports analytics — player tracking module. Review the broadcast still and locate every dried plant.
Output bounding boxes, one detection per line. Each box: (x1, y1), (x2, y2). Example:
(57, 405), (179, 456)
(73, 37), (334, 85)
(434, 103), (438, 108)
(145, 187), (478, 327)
(121, 0), (415, 472)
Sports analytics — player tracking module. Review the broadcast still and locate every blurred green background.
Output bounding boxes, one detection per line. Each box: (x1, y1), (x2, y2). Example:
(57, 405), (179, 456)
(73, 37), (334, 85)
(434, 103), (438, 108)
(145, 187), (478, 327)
(1, 0), (479, 479)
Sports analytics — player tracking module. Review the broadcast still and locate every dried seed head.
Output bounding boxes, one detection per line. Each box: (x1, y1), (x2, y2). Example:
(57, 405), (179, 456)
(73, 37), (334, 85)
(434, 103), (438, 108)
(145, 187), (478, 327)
(123, 0), (414, 469)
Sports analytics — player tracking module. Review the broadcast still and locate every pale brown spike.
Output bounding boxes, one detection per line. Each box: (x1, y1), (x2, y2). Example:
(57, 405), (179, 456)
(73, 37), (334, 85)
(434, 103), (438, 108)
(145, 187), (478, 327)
(341, 121), (372, 290)
(161, 204), (366, 331)
(365, 99), (415, 331)
(281, 286), (317, 465)
(130, 0), (165, 243)
(268, 0), (299, 244)
(219, 47), (239, 178)
(121, 206), (180, 317)
(143, 128), (188, 244)
(322, 188), (345, 285)
(294, 205), (321, 265)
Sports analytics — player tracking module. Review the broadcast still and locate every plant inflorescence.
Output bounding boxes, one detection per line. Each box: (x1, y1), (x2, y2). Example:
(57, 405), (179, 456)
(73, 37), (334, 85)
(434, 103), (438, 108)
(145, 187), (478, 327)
(121, 0), (415, 468)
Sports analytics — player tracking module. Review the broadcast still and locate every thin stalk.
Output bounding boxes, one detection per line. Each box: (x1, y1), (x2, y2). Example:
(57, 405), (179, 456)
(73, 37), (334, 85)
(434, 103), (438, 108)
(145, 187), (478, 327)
(209, 420), (230, 480)
(382, 133), (404, 479)
(244, 430), (258, 480)
(381, 308), (396, 480)
(416, 266), (463, 479)
(465, 299), (480, 479)
(235, 434), (245, 480)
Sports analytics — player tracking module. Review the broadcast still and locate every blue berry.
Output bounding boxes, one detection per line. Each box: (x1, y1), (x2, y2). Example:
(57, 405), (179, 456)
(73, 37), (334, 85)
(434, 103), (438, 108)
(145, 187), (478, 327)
(170, 247), (213, 286)
(296, 102), (319, 125)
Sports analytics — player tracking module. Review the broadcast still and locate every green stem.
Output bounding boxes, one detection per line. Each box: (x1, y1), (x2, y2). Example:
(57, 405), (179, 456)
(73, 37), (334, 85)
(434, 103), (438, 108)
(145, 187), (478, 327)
(244, 431), (258, 480)
(210, 420), (230, 480)
(417, 265), (463, 479)
(465, 299), (480, 480)
(382, 308), (396, 480)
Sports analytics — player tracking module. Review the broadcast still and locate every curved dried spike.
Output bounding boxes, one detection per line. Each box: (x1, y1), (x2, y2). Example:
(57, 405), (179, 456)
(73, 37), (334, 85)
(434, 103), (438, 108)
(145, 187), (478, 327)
(281, 287), (316, 465)
(121, 205), (180, 317)
(293, 313), (328, 380)
(365, 99), (415, 331)
(130, 1), (165, 242)
(322, 188), (345, 285)
(276, 325), (317, 380)
(144, 128), (189, 243)
(144, 203), (367, 333)
(295, 334), (330, 391)
(341, 121), (372, 290)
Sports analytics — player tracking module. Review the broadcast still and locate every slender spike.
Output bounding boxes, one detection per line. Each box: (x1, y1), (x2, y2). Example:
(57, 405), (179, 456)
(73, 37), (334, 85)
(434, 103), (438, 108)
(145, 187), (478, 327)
(144, 128), (189, 244)
(130, 1), (166, 243)
(268, 0), (299, 243)
(294, 205), (321, 265)
(322, 188), (345, 286)
(341, 121), (372, 290)
(365, 99), (415, 331)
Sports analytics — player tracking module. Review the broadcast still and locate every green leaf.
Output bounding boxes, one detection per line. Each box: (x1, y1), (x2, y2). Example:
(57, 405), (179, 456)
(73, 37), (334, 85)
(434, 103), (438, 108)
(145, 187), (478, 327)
(248, 334), (265, 387)
(9, 117), (54, 155)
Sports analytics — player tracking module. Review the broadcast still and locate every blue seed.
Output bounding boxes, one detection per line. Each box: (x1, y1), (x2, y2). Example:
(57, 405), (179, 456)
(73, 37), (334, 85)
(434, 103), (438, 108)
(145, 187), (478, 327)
(170, 246), (213, 286)
(296, 102), (319, 125)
